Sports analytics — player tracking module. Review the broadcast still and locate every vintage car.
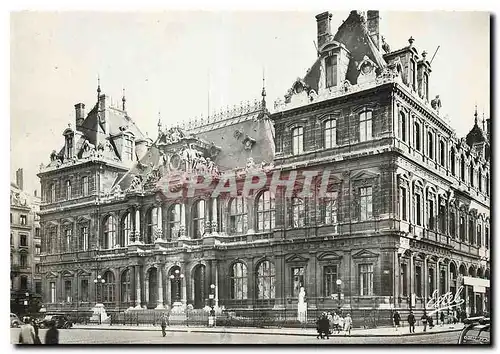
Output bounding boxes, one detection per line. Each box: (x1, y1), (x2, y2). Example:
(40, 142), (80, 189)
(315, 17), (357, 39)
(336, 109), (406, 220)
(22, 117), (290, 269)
(10, 313), (22, 328)
(457, 316), (490, 345)
(41, 314), (73, 329)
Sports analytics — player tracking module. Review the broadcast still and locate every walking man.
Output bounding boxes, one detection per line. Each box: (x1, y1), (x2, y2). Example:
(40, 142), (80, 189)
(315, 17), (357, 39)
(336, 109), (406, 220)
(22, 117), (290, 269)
(18, 317), (35, 344)
(421, 311), (428, 332)
(161, 314), (167, 337)
(440, 311), (445, 326)
(393, 310), (401, 331)
(407, 311), (416, 333)
(45, 320), (59, 345)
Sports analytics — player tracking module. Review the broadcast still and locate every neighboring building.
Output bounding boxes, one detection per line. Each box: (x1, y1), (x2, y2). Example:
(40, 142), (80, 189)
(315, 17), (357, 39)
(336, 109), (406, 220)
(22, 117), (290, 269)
(38, 10), (489, 321)
(11, 168), (42, 314)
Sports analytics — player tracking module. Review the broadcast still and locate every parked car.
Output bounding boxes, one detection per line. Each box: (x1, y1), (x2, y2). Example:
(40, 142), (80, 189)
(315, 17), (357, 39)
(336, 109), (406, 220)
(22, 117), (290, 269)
(10, 313), (21, 328)
(42, 314), (73, 329)
(458, 316), (490, 345)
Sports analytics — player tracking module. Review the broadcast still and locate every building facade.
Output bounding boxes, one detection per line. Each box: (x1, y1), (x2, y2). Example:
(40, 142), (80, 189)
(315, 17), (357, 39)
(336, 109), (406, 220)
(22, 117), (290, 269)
(11, 168), (42, 314)
(38, 10), (490, 319)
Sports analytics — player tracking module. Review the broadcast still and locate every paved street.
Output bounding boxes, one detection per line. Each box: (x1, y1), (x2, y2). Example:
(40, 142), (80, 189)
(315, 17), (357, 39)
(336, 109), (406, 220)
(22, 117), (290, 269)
(11, 328), (460, 344)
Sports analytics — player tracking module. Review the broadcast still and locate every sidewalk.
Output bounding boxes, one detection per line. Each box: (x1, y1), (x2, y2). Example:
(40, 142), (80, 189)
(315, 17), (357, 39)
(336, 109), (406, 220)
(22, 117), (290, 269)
(72, 323), (464, 337)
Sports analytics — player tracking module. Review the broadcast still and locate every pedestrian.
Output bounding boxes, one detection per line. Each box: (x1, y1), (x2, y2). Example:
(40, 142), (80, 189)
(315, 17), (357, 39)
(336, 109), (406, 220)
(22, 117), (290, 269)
(421, 311), (428, 332)
(18, 317), (36, 344)
(427, 314), (434, 329)
(316, 315), (322, 339)
(393, 310), (401, 331)
(440, 312), (445, 327)
(160, 314), (167, 337)
(327, 312), (333, 335)
(44, 320), (59, 345)
(332, 312), (340, 333)
(407, 311), (416, 333)
(319, 313), (330, 339)
(344, 313), (352, 336)
(31, 318), (41, 344)
(338, 314), (344, 334)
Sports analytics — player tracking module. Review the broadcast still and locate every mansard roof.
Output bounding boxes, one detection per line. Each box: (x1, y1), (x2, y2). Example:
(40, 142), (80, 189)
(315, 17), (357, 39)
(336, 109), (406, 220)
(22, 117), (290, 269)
(466, 122), (488, 147)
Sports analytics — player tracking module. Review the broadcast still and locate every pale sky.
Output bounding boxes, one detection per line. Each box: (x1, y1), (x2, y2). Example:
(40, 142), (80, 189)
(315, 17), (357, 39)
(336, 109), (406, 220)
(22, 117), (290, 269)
(10, 10), (490, 195)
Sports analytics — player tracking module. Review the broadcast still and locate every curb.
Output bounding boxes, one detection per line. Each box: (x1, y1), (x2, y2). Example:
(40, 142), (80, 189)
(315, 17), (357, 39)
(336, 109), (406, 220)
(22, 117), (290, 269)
(71, 326), (463, 338)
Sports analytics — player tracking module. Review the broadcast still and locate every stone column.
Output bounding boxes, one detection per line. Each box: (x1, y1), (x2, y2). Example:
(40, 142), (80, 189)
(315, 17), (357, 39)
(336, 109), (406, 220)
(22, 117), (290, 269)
(214, 261), (219, 308)
(409, 253), (414, 308)
(423, 257), (428, 302)
(134, 265), (141, 308)
(211, 198), (218, 235)
(181, 275), (187, 306)
(162, 204), (168, 241)
(156, 265), (164, 309)
(165, 266), (171, 306)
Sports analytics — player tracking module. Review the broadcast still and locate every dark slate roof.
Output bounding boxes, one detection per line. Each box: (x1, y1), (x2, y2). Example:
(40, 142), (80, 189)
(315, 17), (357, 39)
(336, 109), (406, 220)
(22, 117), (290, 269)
(466, 123), (488, 147)
(303, 58), (321, 93)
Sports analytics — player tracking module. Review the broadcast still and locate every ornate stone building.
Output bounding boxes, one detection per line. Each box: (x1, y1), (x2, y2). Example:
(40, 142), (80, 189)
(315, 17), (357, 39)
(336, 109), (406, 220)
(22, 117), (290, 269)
(38, 10), (490, 320)
(11, 168), (42, 314)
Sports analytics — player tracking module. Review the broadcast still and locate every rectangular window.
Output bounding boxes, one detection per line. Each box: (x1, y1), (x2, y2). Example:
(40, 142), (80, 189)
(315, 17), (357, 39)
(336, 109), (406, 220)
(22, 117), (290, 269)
(359, 111), (372, 142)
(400, 112), (407, 142)
(20, 215), (27, 225)
(427, 132), (434, 159)
(468, 218), (474, 244)
(20, 254), (27, 267)
(415, 194), (422, 226)
(20, 234), (28, 247)
(428, 199), (434, 230)
(439, 205), (446, 233)
(20, 277), (28, 290)
(291, 267), (305, 298)
(485, 226), (489, 249)
(124, 137), (134, 161)
(414, 122), (421, 151)
(292, 127), (304, 155)
(360, 187), (373, 221)
(439, 141), (445, 166)
(323, 265), (338, 297)
(410, 59), (416, 90)
(35, 245), (41, 255)
(428, 268), (435, 294)
(10, 213), (12, 224)
(66, 180), (72, 199)
(81, 226), (89, 251)
(81, 279), (89, 302)
(325, 56), (338, 88)
(35, 227), (40, 237)
(450, 211), (456, 238)
(66, 137), (73, 157)
(322, 191), (338, 225)
(459, 216), (465, 241)
(50, 184), (56, 202)
(291, 197), (306, 228)
(324, 119), (337, 148)
(477, 225), (482, 248)
(359, 264), (374, 296)
(49, 282), (56, 302)
(35, 282), (42, 295)
(65, 228), (72, 251)
(64, 280), (72, 302)
(401, 263), (408, 297)
(401, 187), (407, 221)
(423, 73), (429, 101)
(415, 266), (422, 297)
(82, 176), (89, 196)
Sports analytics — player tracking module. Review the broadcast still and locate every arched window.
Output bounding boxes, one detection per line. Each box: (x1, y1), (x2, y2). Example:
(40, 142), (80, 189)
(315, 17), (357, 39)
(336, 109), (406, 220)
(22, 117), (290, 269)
(478, 169), (483, 192)
(121, 269), (132, 305)
(470, 165), (475, 187)
(450, 149), (456, 176)
(291, 127), (304, 155)
(477, 224), (482, 247)
(439, 140), (445, 166)
(427, 132), (434, 159)
(168, 204), (183, 240)
(325, 55), (338, 88)
(103, 215), (116, 249)
(230, 262), (248, 300)
(102, 271), (115, 304)
(291, 197), (305, 228)
(468, 216), (474, 244)
(486, 173), (490, 196)
(414, 122), (421, 151)
(120, 212), (132, 247)
(192, 200), (206, 239)
(399, 111), (407, 142)
(256, 260), (275, 300)
(146, 206), (161, 243)
(49, 183), (55, 203)
(324, 119), (337, 148)
(229, 197), (247, 234)
(257, 191), (275, 231)
(459, 215), (465, 241)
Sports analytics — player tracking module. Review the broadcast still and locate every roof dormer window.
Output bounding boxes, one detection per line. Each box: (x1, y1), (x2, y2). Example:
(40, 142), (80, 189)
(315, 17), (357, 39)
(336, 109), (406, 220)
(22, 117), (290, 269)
(124, 135), (134, 161)
(325, 55), (338, 88)
(66, 136), (73, 158)
(410, 59), (416, 91)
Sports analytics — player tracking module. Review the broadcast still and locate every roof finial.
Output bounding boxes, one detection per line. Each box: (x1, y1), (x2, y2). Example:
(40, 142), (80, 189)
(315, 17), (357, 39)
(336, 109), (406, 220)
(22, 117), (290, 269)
(408, 36), (414, 46)
(97, 74), (101, 100)
(122, 87), (126, 111)
(482, 109), (485, 131)
(261, 67), (267, 110)
(157, 111), (162, 133)
(474, 104), (478, 125)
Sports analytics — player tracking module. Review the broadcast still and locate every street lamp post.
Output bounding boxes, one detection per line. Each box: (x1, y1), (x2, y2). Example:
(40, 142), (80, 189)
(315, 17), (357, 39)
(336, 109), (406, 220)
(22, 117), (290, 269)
(24, 292), (29, 316)
(93, 275), (106, 324)
(209, 284), (216, 307)
(336, 279), (342, 312)
(169, 269), (184, 304)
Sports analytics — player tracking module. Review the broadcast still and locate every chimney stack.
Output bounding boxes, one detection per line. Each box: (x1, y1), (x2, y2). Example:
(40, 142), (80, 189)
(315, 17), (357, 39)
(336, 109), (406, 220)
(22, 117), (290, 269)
(366, 10), (380, 50)
(75, 103), (86, 127)
(315, 12), (332, 52)
(16, 168), (24, 190)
